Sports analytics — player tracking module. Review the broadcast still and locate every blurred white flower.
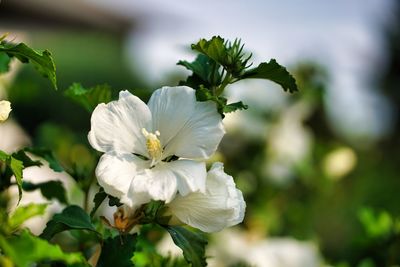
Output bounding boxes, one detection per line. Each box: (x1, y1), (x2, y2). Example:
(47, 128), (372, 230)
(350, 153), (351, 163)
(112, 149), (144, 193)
(243, 239), (320, 267)
(265, 101), (313, 184)
(0, 100), (11, 122)
(89, 86), (225, 208)
(167, 162), (246, 233)
(0, 120), (30, 153)
(209, 229), (321, 267)
(7, 161), (83, 235)
(323, 146), (357, 180)
(223, 81), (288, 140)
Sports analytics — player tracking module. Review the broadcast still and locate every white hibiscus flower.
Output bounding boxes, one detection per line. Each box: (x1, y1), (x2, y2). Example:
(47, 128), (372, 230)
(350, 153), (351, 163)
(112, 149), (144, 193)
(167, 162), (246, 233)
(89, 86), (225, 208)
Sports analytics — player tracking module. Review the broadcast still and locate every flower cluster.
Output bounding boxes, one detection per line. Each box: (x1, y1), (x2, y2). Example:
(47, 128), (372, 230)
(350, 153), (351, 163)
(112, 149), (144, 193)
(89, 86), (245, 232)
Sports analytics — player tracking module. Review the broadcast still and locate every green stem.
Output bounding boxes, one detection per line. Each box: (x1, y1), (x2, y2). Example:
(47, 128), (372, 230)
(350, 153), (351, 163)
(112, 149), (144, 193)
(210, 61), (217, 85)
(215, 72), (231, 96)
(83, 174), (96, 212)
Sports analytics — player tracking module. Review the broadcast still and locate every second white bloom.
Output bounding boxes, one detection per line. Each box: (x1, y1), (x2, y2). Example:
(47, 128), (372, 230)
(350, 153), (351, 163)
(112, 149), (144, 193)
(89, 86), (225, 208)
(167, 162), (246, 232)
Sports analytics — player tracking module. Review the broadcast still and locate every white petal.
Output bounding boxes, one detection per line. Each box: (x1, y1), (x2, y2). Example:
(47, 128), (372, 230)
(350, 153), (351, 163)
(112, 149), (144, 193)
(95, 152), (148, 205)
(147, 86), (195, 150)
(168, 192), (235, 233)
(127, 163), (177, 206)
(164, 160), (207, 196)
(88, 90), (151, 156)
(168, 162), (246, 232)
(126, 160), (206, 207)
(207, 162), (246, 227)
(148, 86), (225, 159)
(165, 101), (225, 159)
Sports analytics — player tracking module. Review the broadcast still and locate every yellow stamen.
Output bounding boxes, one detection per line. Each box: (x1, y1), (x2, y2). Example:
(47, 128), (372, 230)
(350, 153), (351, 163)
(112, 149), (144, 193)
(142, 128), (163, 165)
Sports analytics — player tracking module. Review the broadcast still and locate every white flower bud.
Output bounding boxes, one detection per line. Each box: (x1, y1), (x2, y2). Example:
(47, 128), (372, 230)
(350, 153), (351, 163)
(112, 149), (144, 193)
(0, 100), (11, 123)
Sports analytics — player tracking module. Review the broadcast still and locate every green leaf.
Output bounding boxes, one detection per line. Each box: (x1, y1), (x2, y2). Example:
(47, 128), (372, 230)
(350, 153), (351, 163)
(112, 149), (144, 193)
(0, 150), (24, 202)
(133, 225), (187, 267)
(97, 234), (137, 267)
(223, 101), (248, 113)
(64, 83), (112, 112)
(178, 54), (222, 88)
(165, 226), (208, 267)
(24, 147), (63, 172)
(0, 52), (11, 73)
(41, 205), (98, 240)
(240, 59), (298, 93)
(195, 85), (214, 102)
(0, 230), (87, 267)
(178, 55), (212, 83)
(358, 207), (393, 239)
(191, 37), (252, 77)
(0, 150), (8, 161)
(141, 201), (165, 224)
(90, 187), (124, 217)
(109, 195), (123, 207)
(192, 36), (227, 67)
(9, 156), (23, 198)
(23, 180), (68, 204)
(8, 203), (48, 230)
(195, 86), (228, 117)
(12, 150), (42, 168)
(0, 41), (57, 89)
(90, 187), (107, 217)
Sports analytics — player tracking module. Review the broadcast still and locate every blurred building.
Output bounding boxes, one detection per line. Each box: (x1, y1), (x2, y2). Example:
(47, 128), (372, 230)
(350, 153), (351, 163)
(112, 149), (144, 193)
(0, 0), (133, 37)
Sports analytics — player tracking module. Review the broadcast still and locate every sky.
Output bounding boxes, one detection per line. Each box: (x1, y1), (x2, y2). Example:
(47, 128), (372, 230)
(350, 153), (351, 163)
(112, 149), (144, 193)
(92, 0), (396, 144)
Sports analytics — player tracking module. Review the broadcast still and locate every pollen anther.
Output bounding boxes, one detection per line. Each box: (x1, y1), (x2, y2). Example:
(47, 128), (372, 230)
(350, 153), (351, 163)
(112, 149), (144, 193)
(142, 128), (163, 166)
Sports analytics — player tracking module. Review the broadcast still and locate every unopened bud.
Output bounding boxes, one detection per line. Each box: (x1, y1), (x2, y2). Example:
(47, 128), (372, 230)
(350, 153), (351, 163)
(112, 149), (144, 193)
(0, 100), (11, 123)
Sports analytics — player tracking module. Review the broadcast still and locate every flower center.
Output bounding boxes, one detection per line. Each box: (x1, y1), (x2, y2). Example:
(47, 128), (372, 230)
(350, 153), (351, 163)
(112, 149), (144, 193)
(142, 128), (163, 166)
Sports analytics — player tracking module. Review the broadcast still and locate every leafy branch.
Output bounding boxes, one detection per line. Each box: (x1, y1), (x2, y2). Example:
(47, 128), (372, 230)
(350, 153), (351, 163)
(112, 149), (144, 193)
(0, 37), (57, 90)
(179, 36), (298, 115)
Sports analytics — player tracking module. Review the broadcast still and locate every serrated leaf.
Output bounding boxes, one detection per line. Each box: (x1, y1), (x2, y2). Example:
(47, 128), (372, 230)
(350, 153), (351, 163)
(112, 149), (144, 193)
(24, 147), (63, 172)
(64, 83), (112, 112)
(192, 36), (227, 66)
(0, 41), (57, 89)
(165, 226), (208, 267)
(41, 205), (98, 240)
(97, 234), (137, 267)
(240, 59), (298, 93)
(23, 180), (68, 204)
(9, 156), (23, 198)
(178, 54), (222, 88)
(8, 203), (48, 230)
(223, 101), (248, 113)
(90, 187), (107, 217)
(12, 150), (42, 168)
(0, 150), (24, 202)
(0, 230), (87, 267)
